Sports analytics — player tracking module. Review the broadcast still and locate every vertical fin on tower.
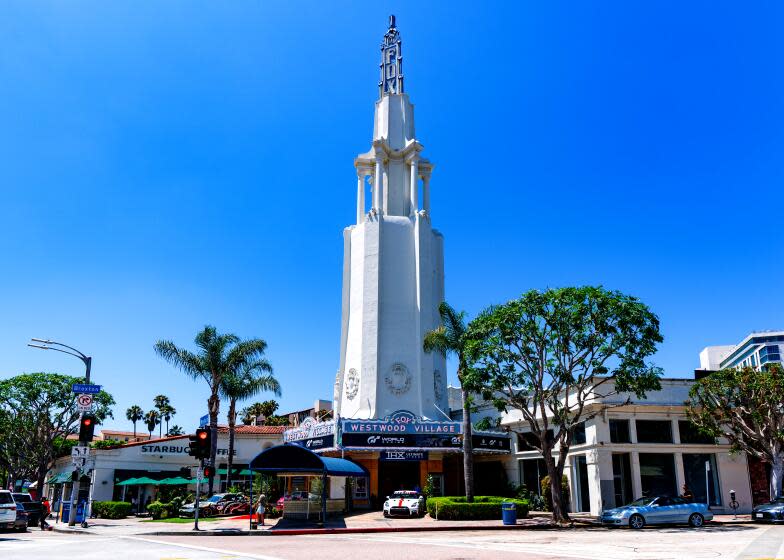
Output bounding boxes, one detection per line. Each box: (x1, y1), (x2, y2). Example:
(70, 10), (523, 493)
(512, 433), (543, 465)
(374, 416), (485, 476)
(378, 15), (404, 98)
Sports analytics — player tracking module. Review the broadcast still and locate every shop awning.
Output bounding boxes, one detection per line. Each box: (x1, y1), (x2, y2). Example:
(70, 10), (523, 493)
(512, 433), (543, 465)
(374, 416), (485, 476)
(249, 444), (368, 477)
(46, 472), (71, 484)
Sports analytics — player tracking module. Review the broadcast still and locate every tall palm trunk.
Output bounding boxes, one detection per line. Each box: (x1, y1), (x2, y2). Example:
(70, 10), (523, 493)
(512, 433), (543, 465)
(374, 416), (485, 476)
(226, 398), (237, 490)
(207, 390), (220, 495)
(132, 422), (137, 439)
(460, 376), (474, 502)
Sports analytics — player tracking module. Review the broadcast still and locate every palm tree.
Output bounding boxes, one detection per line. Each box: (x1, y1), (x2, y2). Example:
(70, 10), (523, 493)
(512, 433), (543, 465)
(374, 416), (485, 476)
(161, 405), (176, 436)
(423, 302), (477, 502)
(155, 325), (271, 494)
(167, 424), (184, 436)
(258, 400), (279, 422)
(240, 402), (264, 426)
(153, 395), (171, 438)
(144, 410), (161, 438)
(126, 405), (144, 440)
(221, 356), (280, 488)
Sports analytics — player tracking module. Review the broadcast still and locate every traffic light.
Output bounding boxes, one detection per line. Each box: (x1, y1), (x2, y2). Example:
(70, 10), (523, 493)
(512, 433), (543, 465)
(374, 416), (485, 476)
(202, 465), (214, 479)
(179, 467), (191, 477)
(79, 414), (97, 442)
(188, 428), (211, 460)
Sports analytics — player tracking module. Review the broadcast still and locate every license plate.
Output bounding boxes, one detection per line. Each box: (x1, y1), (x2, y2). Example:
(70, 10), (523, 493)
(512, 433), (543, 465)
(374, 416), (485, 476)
(755, 513), (762, 518)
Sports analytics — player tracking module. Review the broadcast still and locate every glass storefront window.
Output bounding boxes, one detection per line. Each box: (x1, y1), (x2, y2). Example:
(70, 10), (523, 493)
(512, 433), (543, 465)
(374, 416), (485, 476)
(678, 421), (716, 445)
(636, 420), (673, 443)
(609, 420), (630, 443)
(639, 453), (677, 497)
(519, 458), (547, 496)
(353, 477), (368, 499)
(683, 454), (721, 506)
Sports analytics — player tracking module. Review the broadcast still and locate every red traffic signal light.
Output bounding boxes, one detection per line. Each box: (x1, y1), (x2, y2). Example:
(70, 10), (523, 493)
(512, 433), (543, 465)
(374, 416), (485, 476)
(202, 465), (214, 479)
(188, 428), (211, 460)
(79, 414), (97, 442)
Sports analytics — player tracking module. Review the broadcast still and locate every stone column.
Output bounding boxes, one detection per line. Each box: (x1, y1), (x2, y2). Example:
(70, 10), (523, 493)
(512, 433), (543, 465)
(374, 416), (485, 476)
(356, 170), (366, 224)
(631, 451), (643, 499)
(408, 156), (418, 216)
(374, 153), (384, 211)
(422, 173), (431, 216)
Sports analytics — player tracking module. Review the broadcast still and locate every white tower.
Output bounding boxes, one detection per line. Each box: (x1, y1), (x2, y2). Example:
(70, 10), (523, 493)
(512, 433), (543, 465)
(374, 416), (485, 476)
(335, 17), (447, 421)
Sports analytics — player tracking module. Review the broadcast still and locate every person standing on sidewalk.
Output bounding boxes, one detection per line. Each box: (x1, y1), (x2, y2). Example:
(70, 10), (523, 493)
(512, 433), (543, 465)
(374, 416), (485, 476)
(256, 493), (267, 526)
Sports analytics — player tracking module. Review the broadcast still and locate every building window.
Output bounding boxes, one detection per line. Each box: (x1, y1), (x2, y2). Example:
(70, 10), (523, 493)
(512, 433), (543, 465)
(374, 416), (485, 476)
(573, 423), (586, 445)
(639, 453), (677, 497)
(612, 453), (633, 507)
(516, 430), (553, 451)
(518, 458), (547, 496)
(635, 420), (673, 443)
(609, 419), (630, 443)
(353, 477), (368, 499)
(683, 454), (721, 505)
(678, 421), (716, 445)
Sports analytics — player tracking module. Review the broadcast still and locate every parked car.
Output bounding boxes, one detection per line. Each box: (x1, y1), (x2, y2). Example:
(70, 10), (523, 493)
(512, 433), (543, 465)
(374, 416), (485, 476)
(383, 490), (425, 518)
(752, 496), (784, 523)
(275, 491), (318, 512)
(180, 493), (244, 518)
(13, 502), (29, 532)
(0, 490), (18, 531)
(601, 496), (713, 529)
(12, 493), (42, 525)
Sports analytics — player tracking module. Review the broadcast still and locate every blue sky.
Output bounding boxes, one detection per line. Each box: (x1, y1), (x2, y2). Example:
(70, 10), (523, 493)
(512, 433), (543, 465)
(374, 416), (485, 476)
(1, 2), (782, 432)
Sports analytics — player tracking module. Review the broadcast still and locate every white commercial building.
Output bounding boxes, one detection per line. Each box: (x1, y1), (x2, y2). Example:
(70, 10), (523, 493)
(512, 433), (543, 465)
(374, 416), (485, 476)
(699, 330), (784, 373)
(44, 426), (285, 508)
(465, 379), (755, 515)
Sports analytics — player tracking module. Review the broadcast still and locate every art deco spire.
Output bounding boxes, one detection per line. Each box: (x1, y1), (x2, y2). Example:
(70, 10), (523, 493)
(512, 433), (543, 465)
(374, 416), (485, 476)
(378, 15), (404, 98)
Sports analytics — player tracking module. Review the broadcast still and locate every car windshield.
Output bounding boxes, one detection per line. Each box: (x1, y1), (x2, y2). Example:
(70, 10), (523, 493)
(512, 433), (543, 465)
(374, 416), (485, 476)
(12, 494), (32, 502)
(205, 495), (223, 503)
(626, 497), (655, 507)
(771, 497), (784, 505)
(0, 493), (12, 504)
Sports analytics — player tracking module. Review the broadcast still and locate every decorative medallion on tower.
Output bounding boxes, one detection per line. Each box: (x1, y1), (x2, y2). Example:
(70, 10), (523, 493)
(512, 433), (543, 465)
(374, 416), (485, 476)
(379, 15), (404, 97)
(385, 363), (412, 395)
(345, 368), (360, 400)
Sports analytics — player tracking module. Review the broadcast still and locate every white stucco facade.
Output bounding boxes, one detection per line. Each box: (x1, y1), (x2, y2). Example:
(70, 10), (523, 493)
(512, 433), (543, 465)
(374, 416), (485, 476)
(334, 57), (447, 422)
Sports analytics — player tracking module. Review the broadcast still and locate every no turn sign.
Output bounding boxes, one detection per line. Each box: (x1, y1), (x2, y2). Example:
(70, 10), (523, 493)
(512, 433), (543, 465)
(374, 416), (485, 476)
(76, 393), (93, 411)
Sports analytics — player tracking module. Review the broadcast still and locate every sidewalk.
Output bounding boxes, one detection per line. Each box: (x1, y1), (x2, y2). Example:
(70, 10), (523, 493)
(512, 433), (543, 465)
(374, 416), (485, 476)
(49, 510), (756, 537)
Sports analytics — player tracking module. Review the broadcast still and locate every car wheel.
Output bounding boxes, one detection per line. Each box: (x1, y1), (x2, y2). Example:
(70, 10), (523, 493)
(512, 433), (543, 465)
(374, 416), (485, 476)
(688, 513), (704, 528)
(629, 514), (645, 530)
(383, 512), (389, 518)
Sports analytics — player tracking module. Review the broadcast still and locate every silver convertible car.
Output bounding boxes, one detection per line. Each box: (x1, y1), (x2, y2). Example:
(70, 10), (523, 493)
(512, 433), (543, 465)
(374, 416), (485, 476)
(601, 496), (713, 529)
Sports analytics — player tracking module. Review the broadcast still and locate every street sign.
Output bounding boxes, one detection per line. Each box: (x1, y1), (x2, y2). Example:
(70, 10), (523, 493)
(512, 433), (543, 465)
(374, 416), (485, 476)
(71, 456), (94, 469)
(76, 394), (93, 411)
(199, 414), (208, 427)
(71, 446), (90, 458)
(196, 468), (204, 479)
(72, 384), (101, 394)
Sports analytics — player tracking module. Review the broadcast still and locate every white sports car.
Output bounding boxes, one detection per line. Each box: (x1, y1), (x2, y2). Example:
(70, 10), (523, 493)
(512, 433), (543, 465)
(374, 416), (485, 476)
(383, 490), (425, 518)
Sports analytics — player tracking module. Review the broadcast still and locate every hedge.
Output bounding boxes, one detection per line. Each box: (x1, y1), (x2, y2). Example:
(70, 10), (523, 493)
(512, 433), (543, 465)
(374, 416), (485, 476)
(92, 501), (132, 519)
(426, 496), (529, 520)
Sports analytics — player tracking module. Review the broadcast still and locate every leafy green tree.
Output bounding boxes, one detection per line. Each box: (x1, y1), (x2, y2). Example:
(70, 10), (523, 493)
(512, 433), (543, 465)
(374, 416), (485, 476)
(126, 405), (144, 440)
(167, 424), (185, 436)
(263, 415), (290, 426)
(153, 395), (171, 438)
(144, 409), (160, 437)
(155, 325), (271, 494)
(220, 356), (280, 488)
(258, 400), (280, 421)
(688, 364), (784, 500)
(424, 302), (479, 502)
(468, 287), (662, 523)
(0, 373), (114, 492)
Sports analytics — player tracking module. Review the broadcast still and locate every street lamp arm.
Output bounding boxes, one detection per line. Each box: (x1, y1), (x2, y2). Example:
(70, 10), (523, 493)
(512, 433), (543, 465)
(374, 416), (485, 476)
(28, 344), (90, 366)
(31, 339), (90, 360)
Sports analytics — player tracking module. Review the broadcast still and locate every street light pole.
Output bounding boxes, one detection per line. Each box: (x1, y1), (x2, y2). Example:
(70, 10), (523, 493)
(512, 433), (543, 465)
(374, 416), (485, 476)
(29, 339), (93, 527)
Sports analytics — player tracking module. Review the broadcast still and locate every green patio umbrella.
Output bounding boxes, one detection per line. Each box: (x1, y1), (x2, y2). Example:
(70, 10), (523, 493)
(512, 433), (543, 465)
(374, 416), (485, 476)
(115, 477), (141, 486)
(217, 468), (253, 476)
(129, 476), (160, 485)
(157, 477), (192, 485)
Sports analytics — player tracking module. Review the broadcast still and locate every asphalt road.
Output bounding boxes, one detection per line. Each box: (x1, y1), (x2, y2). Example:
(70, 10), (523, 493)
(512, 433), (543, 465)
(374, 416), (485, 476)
(2, 525), (784, 560)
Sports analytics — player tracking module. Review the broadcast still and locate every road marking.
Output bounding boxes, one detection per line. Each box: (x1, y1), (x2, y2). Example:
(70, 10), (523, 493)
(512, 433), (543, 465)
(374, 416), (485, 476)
(122, 536), (285, 560)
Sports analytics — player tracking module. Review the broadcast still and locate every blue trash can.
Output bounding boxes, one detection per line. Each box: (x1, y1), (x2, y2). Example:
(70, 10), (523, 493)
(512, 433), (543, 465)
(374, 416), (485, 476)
(501, 502), (517, 525)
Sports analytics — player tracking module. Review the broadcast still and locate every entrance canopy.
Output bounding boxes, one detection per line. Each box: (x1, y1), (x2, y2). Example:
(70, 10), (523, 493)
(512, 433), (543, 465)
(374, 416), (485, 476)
(249, 444), (367, 477)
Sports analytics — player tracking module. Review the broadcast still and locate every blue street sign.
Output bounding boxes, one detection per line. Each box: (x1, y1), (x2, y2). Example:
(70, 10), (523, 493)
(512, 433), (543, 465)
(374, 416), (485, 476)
(199, 414), (209, 427)
(72, 384), (101, 394)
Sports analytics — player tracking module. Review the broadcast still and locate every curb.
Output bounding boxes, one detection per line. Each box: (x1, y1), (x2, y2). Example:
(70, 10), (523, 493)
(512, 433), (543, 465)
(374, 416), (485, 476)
(52, 526), (96, 535)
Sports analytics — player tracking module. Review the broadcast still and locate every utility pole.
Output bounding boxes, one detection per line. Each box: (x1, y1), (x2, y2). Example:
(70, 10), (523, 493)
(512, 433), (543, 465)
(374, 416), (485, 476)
(29, 339), (93, 527)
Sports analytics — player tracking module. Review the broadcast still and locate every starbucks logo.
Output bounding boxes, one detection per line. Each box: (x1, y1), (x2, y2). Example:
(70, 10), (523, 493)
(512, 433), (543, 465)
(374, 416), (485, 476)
(346, 368), (360, 400)
(385, 363), (411, 396)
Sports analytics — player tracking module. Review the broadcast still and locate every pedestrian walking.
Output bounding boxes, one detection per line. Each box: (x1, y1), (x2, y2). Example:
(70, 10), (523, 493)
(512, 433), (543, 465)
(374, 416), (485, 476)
(40, 497), (51, 530)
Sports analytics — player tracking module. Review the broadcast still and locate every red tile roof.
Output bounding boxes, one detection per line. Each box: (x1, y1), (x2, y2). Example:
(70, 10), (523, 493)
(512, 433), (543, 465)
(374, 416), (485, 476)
(218, 425), (289, 434)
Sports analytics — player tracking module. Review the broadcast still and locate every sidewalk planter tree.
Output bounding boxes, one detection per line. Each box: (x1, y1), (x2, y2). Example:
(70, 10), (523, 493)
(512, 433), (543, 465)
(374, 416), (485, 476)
(468, 286), (662, 524)
(424, 302), (481, 502)
(155, 325), (272, 494)
(688, 364), (784, 500)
